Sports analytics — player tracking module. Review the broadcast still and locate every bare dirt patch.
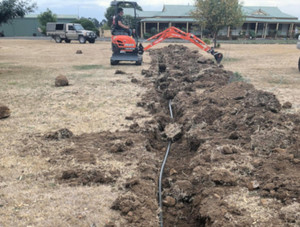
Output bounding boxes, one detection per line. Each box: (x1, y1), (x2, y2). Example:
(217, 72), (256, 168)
(0, 39), (299, 226)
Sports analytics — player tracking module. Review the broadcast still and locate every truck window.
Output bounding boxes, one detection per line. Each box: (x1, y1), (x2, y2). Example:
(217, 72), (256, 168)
(68, 25), (75, 31)
(74, 24), (84, 31)
(56, 24), (64, 30)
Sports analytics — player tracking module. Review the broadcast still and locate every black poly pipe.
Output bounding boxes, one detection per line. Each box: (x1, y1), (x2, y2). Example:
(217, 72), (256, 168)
(168, 100), (173, 119)
(158, 141), (172, 227)
(158, 99), (174, 227)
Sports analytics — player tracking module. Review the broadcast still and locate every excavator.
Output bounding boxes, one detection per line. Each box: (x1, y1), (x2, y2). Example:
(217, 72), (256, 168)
(110, 1), (144, 65)
(110, 1), (223, 65)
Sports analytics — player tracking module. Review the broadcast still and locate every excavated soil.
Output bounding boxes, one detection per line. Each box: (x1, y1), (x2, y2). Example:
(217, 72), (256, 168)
(27, 45), (299, 226)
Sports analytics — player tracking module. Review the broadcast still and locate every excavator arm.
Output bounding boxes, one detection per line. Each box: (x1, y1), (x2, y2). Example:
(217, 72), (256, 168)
(144, 26), (223, 64)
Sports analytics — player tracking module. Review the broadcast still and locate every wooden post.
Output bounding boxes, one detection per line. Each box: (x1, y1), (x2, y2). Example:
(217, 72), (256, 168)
(255, 22), (258, 36)
(264, 23), (268, 38)
(186, 22), (189, 33)
(290, 23), (294, 37)
(144, 22), (146, 35)
(227, 26), (231, 38)
(276, 23), (279, 38)
(157, 22), (159, 33)
(140, 22), (143, 38)
(169, 22), (172, 28)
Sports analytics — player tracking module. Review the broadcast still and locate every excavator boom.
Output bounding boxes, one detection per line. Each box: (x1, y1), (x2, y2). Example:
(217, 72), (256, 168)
(144, 26), (223, 64)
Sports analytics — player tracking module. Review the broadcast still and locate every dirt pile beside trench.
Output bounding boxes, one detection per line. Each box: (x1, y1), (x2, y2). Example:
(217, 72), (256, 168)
(136, 44), (300, 226)
(31, 45), (299, 226)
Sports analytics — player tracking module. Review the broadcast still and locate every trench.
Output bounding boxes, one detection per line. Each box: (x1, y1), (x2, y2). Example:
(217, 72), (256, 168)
(50, 44), (300, 227)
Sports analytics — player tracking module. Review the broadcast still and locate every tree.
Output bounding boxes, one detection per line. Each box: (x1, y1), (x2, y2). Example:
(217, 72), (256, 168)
(191, 0), (244, 47)
(37, 9), (57, 35)
(88, 17), (100, 28)
(99, 19), (107, 27)
(0, 0), (37, 25)
(105, 3), (142, 27)
(72, 17), (99, 36)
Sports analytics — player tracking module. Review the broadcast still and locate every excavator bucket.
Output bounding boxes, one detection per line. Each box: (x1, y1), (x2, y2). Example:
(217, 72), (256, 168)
(214, 52), (223, 64)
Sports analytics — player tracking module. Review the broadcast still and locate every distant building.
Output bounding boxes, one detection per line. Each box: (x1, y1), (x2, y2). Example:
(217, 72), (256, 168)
(0, 14), (78, 37)
(124, 5), (300, 39)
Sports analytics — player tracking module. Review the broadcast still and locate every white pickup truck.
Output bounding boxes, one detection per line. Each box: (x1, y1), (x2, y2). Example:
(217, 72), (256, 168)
(46, 23), (97, 44)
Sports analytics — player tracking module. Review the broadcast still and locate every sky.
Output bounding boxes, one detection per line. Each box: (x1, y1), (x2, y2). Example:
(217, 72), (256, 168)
(31, 0), (300, 21)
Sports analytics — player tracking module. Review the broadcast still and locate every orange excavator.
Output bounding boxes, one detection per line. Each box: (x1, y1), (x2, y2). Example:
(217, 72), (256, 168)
(144, 26), (223, 64)
(110, 1), (223, 65)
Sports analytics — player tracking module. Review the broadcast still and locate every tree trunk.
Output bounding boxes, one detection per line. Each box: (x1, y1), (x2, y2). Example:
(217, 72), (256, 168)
(213, 32), (217, 48)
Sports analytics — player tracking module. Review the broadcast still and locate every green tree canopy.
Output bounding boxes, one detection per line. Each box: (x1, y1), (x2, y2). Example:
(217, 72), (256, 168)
(37, 9), (57, 35)
(105, 3), (142, 27)
(72, 17), (99, 36)
(88, 17), (100, 28)
(0, 0), (37, 25)
(191, 0), (244, 47)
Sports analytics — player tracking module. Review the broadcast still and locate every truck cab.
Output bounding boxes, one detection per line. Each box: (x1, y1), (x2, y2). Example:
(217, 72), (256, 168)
(46, 23), (97, 44)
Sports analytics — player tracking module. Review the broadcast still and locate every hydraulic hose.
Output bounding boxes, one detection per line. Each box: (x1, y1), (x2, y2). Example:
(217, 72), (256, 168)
(158, 99), (174, 227)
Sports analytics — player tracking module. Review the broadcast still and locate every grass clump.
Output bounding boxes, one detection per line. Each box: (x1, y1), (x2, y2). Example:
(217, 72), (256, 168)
(229, 72), (248, 83)
(73, 65), (107, 70)
(222, 57), (240, 63)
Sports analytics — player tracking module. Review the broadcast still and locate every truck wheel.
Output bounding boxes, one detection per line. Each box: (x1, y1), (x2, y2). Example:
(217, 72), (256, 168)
(79, 36), (86, 44)
(135, 60), (142, 65)
(298, 57), (300, 72)
(89, 39), (95, 44)
(65, 39), (71, 43)
(55, 36), (62, 43)
(110, 59), (119, 65)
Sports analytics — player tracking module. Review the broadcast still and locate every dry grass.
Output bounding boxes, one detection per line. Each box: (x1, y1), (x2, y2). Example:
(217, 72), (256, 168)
(0, 39), (150, 226)
(219, 43), (300, 112)
(0, 39), (299, 226)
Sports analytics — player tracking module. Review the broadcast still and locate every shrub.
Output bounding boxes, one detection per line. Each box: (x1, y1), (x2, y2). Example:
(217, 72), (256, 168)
(143, 33), (152, 39)
(249, 30), (256, 39)
(150, 27), (157, 35)
(203, 38), (211, 45)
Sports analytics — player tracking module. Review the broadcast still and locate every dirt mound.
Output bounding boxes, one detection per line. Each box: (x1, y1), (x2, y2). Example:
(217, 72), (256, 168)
(29, 44), (299, 226)
(136, 44), (299, 226)
(0, 104), (11, 119)
(55, 75), (69, 87)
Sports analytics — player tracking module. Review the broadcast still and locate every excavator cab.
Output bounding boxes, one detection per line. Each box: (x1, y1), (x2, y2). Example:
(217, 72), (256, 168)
(110, 1), (143, 65)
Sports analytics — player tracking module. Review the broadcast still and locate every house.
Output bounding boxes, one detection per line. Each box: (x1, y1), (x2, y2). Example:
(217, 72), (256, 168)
(0, 14), (78, 37)
(124, 5), (300, 39)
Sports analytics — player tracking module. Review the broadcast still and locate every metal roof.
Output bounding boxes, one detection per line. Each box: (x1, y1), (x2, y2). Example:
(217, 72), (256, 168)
(161, 5), (194, 17)
(141, 17), (300, 24)
(245, 18), (300, 23)
(242, 6), (297, 19)
(141, 18), (195, 23)
(124, 5), (299, 22)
